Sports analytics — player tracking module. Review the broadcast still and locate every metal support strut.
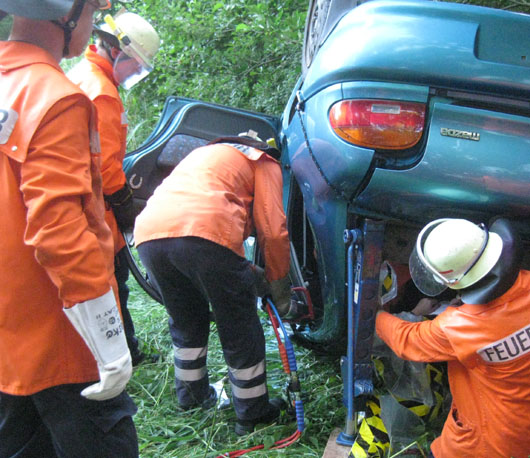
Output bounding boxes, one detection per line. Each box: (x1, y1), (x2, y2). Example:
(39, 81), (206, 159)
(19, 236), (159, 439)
(337, 219), (385, 446)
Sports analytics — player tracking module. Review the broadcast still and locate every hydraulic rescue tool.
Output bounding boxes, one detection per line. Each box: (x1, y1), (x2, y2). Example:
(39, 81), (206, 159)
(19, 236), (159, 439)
(338, 219), (385, 446)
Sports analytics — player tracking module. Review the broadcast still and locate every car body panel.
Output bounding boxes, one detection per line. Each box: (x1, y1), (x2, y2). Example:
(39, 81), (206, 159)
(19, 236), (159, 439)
(355, 102), (530, 227)
(301, 0), (530, 102)
(124, 0), (530, 348)
(124, 99), (280, 204)
(280, 0), (530, 345)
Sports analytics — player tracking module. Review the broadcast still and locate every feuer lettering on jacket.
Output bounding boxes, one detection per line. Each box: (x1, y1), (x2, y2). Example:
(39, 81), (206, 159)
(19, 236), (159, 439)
(97, 307), (124, 340)
(478, 324), (530, 362)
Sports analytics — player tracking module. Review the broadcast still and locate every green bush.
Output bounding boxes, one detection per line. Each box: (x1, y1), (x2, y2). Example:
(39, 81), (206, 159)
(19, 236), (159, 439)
(123, 0), (307, 148)
(121, 0), (529, 149)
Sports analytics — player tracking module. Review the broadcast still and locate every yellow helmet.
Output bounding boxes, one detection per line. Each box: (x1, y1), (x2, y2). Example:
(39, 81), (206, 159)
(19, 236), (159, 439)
(96, 10), (160, 88)
(108, 11), (160, 69)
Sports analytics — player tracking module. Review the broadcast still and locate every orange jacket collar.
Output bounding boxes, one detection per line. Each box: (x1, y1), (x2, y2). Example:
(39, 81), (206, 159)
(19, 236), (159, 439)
(0, 41), (62, 73)
(84, 44), (119, 86)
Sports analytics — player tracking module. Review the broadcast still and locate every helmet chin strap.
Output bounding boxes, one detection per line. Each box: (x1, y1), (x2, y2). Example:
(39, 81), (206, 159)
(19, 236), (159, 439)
(51, 0), (86, 56)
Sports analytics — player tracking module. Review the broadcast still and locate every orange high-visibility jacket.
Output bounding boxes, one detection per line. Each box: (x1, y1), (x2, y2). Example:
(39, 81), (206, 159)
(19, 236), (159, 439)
(0, 42), (115, 395)
(68, 45), (128, 254)
(134, 143), (290, 281)
(376, 270), (530, 458)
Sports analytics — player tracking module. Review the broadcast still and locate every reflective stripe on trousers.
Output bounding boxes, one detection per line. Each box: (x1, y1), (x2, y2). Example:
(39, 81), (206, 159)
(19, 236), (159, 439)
(137, 237), (271, 420)
(173, 345), (208, 381)
(229, 360), (267, 399)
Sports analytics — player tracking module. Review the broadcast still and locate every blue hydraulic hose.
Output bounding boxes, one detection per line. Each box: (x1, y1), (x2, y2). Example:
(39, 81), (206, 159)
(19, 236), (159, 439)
(266, 297), (305, 433)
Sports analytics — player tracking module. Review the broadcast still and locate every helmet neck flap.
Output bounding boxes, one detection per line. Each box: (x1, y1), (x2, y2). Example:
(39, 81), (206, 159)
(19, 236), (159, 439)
(460, 218), (523, 304)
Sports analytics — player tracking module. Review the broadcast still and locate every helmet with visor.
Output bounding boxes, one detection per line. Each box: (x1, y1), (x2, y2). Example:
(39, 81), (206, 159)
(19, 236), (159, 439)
(409, 218), (503, 297)
(94, 10), (160, 89)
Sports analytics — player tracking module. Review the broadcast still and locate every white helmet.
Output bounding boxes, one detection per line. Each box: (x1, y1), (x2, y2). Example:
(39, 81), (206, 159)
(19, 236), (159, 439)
(96, 10), (160, 88)
(409, 218), (503, 296)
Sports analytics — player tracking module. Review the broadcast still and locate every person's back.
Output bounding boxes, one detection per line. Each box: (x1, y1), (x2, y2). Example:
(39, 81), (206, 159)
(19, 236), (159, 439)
(136, 145), (257, 250)
(135, 142), (289, 279)
(437, 270), (530, 457)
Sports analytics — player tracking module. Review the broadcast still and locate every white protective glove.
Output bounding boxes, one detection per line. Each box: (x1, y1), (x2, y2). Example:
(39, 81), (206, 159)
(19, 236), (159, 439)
(63, 289), (132, 401)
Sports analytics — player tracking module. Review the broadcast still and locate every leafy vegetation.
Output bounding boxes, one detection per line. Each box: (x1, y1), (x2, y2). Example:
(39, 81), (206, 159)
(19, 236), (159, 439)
(122, 0), (307, 148)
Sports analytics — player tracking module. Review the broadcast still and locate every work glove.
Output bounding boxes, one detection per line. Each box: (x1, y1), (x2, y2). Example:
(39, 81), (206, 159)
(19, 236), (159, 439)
(63, 289), (132, 401)
(105, 182), (136, 232)
(269, 276), (295, 318)
(250, 264), (271, 298)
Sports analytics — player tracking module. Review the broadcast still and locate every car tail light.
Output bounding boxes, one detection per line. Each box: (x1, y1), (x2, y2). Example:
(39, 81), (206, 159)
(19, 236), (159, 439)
(329, 99), (426, 150)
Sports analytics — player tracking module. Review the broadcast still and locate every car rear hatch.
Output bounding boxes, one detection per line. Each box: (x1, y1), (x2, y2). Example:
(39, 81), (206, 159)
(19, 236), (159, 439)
(302, 0), (530, 100)
(299, 0), (530, 228)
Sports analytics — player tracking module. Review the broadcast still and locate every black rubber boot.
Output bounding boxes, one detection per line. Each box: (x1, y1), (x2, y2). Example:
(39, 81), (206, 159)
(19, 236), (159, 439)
(234, 398), (287, 436)
(181, 385), (218, 411)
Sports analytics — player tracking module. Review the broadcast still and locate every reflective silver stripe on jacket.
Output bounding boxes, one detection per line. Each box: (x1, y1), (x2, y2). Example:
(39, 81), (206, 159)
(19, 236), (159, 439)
(222, 142), (254, 157)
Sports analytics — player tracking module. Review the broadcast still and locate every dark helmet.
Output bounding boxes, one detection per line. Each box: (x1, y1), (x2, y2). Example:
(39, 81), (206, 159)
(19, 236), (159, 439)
(0, 0), (109, 20)
(459, 218), (523, 304)
(0, 0), (111, 56)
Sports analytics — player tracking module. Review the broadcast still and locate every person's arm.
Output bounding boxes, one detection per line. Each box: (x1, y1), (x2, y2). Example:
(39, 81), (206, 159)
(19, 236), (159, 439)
(376, 310), (457, 362)
(21, 95), (111, 304)
(20, 95), (131, 400)
(253, 158), (290, 282)
(253, 157), (292, 316)
(94, 95), (135, 231)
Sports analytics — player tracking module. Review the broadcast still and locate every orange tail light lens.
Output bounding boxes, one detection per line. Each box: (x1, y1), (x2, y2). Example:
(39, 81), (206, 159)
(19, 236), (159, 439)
(329, 99), (426, 150)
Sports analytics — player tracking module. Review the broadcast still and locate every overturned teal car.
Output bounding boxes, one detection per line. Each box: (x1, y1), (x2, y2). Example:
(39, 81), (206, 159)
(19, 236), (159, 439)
(123, 0), (530, 353)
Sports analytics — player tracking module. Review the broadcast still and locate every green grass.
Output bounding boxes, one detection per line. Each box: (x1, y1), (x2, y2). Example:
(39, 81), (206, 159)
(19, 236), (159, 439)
(127, 278), (347, 457)
(126, 274), (441, 458)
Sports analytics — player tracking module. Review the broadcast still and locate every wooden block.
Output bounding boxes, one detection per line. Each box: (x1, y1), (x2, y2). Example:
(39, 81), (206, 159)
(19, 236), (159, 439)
(322, 428), (351, 458)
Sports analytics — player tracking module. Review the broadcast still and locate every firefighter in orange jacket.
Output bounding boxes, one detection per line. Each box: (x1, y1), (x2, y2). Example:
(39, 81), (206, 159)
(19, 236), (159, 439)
(134, 132), (293, 435)
(376, 218), (530, 458)
(0, 1), (138, 456)
(68, 11), (160, 366)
